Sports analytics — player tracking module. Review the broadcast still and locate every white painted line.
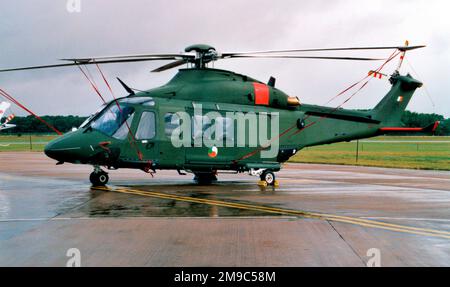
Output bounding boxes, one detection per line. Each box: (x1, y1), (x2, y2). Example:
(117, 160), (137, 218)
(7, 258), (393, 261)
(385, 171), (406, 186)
(359, 140), (450, 143)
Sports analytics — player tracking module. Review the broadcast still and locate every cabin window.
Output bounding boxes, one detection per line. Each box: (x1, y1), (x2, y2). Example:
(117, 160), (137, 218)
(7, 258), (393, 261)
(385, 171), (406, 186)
(191, 114), (234, 143)
(192, 115), (210, 140)
(225, 117), (234, 142)
(112, 113), (135, 140)
(164, 113), (181, 138)
(90, 104), (134, 137)
(216, 116), (234, 142)
(136, 111), (156, 140)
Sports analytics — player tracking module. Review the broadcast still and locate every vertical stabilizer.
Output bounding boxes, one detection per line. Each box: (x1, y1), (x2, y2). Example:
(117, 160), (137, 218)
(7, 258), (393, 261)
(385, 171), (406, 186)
(0, 102), (11, 120)
(371, 72), (422, 126)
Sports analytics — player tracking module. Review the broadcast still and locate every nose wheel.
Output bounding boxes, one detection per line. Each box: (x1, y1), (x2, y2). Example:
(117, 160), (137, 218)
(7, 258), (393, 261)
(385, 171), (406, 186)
(90, 168), (109, 186)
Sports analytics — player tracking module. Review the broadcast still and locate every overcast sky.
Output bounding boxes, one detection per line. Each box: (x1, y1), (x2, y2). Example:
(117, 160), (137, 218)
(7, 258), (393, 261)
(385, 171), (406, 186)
(1, 0), (449, 117)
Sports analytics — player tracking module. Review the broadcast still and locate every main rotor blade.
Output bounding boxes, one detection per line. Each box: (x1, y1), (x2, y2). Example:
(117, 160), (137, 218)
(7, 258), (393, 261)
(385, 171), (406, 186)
(61, 53), (193, 62)
(151, 59), (188, 72)
(0, 57), (182, 73)
(229, 55), (384, 61)
(222, 45), (426, 57)
(0, 62), (89, 72)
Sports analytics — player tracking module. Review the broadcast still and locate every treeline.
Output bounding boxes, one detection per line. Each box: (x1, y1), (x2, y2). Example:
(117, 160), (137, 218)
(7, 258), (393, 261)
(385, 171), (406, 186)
(2, 115), (87, 134)
(1, 111), (450, 135)
(401, 111), (450, 136)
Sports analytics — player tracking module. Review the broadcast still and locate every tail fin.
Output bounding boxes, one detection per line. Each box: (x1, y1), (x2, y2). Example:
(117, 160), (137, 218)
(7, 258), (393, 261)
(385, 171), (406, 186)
(371, 72), (422, 126)
(0, 102), (11, 120)
(4, 113), (15, 125)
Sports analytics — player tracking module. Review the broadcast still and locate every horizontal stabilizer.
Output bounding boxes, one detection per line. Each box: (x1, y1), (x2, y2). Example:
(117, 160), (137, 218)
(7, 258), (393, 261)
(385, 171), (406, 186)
(378, 121), (439, 134)
(0, 124), (16, 131)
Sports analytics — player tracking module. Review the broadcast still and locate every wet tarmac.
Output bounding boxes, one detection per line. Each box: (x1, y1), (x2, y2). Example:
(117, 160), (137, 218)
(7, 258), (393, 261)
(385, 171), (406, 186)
(0, 152), (449, 266)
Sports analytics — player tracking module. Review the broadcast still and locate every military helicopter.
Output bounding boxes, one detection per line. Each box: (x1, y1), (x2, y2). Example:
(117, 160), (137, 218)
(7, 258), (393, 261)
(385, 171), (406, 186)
(0, 43), (437, 186)
(0, 102), (16, 131)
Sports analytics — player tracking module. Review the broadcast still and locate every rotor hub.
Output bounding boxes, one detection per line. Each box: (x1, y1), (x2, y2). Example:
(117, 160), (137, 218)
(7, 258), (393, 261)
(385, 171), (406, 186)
(185, 44), (218, 68)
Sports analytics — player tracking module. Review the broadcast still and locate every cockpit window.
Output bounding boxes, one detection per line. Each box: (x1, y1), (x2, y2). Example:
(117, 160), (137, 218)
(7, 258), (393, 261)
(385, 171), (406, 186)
(90, 104), (135, 136)
(112, 113), (135, 140)
(81, 97), (155, 130)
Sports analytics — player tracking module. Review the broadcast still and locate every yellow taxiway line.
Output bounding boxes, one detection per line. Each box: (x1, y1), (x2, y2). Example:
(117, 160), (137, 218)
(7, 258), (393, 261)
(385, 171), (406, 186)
(92, 186), (450, 240)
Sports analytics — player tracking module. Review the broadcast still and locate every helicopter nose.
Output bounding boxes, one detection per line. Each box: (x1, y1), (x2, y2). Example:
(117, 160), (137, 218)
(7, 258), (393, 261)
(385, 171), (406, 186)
(44, 134), (83, 163)
(45, 139), (71, 162)
(44, 142), (55, 159)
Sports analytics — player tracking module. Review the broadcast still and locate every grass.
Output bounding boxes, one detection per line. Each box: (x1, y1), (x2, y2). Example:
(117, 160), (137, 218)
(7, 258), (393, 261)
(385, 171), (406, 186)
(0, 135), (449, 171)
(0, 134), (56, 152)
(290, 136), (450, 171)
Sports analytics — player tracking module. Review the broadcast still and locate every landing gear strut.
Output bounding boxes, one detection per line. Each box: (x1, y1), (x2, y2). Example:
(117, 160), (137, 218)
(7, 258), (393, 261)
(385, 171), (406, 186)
(90, 166), (109, 186)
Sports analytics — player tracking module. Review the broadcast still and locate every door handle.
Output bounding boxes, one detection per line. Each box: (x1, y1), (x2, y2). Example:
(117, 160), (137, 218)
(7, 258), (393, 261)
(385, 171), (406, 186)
(140, 140), (154, 149)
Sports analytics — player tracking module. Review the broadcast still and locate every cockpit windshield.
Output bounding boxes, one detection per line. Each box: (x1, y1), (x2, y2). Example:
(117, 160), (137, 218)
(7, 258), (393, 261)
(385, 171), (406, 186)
(82, 97), (155, 137)
(90, 103), (135, 137)
(79, 104), (106, 129)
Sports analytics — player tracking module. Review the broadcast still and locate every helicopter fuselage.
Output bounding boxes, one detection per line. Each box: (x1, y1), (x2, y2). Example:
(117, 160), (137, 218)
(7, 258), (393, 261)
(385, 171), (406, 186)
(44, 67), (422, 181)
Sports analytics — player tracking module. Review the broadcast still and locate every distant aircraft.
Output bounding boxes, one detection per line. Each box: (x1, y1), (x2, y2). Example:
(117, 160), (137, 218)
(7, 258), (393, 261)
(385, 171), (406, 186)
(0, 102), (16, 131)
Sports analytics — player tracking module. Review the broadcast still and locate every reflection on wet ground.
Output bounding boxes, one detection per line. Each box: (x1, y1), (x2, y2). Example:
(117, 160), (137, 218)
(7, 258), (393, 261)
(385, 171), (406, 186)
(1, 152), (450, 266)
(75, 183), (280, 218)
(0, 173), (281, 220)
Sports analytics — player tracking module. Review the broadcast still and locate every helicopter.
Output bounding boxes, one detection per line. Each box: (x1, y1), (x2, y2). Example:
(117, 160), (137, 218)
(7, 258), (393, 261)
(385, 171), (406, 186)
(0, 102), (16, 131)
(0, 43), (438, 186)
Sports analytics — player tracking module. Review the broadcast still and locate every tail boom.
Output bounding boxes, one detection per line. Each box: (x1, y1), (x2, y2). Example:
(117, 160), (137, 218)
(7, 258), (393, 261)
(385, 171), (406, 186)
(292, 72), (423, 150)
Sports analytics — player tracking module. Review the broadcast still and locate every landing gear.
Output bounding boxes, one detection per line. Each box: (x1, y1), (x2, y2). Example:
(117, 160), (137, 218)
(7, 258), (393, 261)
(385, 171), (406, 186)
(250, 168), (278, 186)
(193, 171), (218, 184)
(260, 170), (276, 186)
(90, 166), (109, 186)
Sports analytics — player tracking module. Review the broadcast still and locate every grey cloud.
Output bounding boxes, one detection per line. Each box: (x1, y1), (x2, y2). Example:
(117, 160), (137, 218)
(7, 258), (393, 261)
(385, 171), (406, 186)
(0, 0), (448, 117)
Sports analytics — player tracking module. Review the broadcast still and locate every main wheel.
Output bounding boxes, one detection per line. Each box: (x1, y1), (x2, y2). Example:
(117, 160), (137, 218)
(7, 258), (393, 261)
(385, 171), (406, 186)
(90, 171), (109, 186)
(260, 170), (275, 185)
(193, 172), (218, 184)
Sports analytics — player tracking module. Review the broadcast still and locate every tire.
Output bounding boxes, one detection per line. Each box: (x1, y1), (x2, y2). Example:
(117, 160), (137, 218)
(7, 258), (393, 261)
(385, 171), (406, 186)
(193, 172), (217, 185)
(90, 171), (109, 186)
(261, 170), (275, 185)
